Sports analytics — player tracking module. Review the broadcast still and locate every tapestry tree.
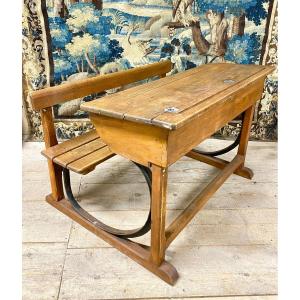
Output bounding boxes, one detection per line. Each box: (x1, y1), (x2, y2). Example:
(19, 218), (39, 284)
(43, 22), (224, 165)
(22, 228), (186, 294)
(48, 2), (123, 83)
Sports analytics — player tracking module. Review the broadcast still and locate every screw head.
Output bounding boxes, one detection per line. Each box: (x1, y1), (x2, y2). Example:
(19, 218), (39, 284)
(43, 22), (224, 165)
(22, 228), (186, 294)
(164, 107), (180, 113)
(223, 79), (236, 84)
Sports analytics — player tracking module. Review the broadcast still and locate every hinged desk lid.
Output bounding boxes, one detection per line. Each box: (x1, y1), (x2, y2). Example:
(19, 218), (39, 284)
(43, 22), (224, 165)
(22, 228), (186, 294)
(81, 63), (274, 130)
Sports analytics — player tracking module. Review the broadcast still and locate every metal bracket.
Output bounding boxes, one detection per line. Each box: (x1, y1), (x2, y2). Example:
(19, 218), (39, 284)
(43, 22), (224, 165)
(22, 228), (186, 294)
(62, 162), (152, 238)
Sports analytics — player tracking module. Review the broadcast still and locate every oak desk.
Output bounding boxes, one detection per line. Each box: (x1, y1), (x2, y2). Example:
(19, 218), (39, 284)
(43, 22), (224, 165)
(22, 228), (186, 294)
(80, 63), (274, 285)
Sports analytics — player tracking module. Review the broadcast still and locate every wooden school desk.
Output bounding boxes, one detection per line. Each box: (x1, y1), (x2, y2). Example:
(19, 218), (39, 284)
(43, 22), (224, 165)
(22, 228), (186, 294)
(79, 63), (274, 285)
(31, 62), (274, 285)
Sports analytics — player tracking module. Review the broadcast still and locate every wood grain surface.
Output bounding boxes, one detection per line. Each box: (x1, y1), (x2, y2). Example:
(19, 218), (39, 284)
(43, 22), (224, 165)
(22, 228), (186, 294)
(29, 60), (172, 110)
(23, 140), (277, 299)
(81, 63), (275, 130)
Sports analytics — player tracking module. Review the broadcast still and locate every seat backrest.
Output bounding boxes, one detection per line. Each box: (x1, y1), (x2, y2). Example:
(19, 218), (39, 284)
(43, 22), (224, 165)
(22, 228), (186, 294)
(28, 60), (172, 148)
(29, 60), (172, 111)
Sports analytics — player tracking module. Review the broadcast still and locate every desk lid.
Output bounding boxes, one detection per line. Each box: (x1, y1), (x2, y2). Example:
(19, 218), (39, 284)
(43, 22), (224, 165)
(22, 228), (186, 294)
(81, 63), (275, 130)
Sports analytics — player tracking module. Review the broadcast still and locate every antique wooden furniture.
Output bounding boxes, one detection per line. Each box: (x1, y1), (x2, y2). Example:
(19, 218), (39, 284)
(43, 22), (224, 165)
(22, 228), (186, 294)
(30, 61), (274, 286)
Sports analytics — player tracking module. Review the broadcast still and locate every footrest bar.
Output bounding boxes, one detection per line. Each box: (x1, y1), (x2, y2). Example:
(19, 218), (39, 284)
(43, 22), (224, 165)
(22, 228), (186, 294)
(165, 155), (244, 248)
(186, 150), (254, 179)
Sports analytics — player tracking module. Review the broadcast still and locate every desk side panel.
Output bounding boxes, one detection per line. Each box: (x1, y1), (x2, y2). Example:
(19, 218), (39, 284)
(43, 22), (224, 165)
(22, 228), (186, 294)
(167, 78), (266, 166)
(89, 114), (169, 167)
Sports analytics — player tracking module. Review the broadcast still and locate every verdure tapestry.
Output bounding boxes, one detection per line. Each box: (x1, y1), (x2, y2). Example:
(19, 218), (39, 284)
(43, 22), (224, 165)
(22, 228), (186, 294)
(22, 0), (278, 141)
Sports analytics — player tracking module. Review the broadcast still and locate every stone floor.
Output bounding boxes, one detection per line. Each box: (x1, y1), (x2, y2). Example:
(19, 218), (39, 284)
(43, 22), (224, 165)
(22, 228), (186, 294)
(22, 139), (277, 300)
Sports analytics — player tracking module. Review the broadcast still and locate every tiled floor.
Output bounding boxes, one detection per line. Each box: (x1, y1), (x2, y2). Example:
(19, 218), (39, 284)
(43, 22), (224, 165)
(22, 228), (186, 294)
(22, 139), (277, 300)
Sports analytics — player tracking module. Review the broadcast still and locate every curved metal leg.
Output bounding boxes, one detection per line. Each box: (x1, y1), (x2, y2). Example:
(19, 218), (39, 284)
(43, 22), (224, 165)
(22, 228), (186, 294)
(62, 162), (152, 238)
(192, 112), (245, 157)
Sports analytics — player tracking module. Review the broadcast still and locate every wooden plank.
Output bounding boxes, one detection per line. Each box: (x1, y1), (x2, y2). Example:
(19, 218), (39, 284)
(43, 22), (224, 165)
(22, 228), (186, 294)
(23, 168), (81, 184)
(90, 113), (169, 167)
(81, 64), (256, 117)
(165, 155), (244, 247)
(23, 201), (72, 243)
(82, 64), (275, 129)
(153, 65), (275, 129)
(59, 245), (276, 299)
(147, 297), (277, 300)
(166, 80), (265, 166)
(80, 64), (213, 119)
(76, 182), (145, 211)
(81, 63), (226, 120)
(168, 223), (276, 248)
(29, 60), (172, 110)
(123, 65), (264, 123)
(67, 209), (277, 249)
(186, 150), (254, 179)
(22, 139), (277, 297)
(82, 64), (265, 124)
(53, 138), (107, 168)
(23, 180), (52, 201)
(23, 243), (66, 300)
(67, 146), (115, 174)
(41, 129), (114, 175)
(75, 181), (276, 213)
(41, 129), (99, 160)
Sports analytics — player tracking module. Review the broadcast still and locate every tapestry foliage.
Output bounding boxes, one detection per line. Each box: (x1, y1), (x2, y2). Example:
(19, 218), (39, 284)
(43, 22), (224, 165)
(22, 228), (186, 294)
(22, 0), (278, 141)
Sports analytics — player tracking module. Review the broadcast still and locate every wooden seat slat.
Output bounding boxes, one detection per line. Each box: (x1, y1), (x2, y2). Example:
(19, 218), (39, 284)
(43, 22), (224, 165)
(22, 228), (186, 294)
(67, 146), (115, 174)
(41, 129), (99, 160)
(41, 129), (115, 174)
(53, 138), (107, 168)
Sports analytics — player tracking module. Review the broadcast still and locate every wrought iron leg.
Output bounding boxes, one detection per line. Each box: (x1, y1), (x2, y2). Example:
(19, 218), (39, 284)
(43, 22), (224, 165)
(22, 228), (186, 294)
(62, 162), (152, 238)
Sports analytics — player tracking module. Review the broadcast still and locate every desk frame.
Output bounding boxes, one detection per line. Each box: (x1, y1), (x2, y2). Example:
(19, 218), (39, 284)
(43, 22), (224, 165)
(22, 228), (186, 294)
(46, 104), (255, 285)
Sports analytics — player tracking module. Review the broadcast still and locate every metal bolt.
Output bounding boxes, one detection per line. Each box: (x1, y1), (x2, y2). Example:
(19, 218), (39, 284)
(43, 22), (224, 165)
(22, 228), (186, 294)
(164, 107), (180, 113)
(223, 79), (236, 84)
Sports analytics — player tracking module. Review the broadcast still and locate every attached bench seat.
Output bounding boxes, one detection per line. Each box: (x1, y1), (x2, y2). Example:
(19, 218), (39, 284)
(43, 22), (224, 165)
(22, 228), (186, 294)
(29, 61), (172, 200)
(42, 130), (115, 174)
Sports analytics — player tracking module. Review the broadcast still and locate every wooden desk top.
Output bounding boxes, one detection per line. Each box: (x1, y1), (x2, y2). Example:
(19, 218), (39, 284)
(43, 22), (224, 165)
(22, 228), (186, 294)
(81, 63), (274, 130)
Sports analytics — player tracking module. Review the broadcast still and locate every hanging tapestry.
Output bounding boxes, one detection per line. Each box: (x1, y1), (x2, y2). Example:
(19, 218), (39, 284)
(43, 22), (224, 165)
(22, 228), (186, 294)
(22, 0), (278, 140)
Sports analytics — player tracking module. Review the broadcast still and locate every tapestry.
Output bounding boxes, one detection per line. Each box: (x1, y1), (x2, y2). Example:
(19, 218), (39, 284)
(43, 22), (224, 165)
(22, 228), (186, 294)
(22, 0), (278, 141)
